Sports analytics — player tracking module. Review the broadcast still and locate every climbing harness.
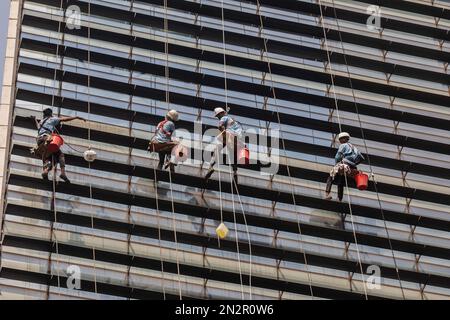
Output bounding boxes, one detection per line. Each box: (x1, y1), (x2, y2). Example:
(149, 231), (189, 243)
(156, 119), (173, 138)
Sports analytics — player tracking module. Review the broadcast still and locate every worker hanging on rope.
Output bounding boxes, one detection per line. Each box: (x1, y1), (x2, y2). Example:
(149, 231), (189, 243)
(148, 109), (180, 172)
(216, 107), (243, 139)
(31, 108), (85, 182)
(325, 132), (365, 201)
(206, 107), (246, 182)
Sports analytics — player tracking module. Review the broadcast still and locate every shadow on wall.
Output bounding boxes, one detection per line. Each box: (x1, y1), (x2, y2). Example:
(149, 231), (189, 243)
(309, 210), (343, 229)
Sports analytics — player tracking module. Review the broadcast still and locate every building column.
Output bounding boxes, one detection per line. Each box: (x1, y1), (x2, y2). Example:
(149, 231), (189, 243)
(0, 0), (22, 230)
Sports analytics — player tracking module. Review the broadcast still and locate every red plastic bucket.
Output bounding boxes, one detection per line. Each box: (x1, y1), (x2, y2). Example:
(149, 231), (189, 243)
(238, 146), (250, 165)
(355, 172), (369, 191)
(47, 134), (64, 153)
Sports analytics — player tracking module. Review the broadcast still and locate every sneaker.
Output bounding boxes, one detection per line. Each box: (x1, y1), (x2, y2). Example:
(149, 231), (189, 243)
(164, 161), (177, 170)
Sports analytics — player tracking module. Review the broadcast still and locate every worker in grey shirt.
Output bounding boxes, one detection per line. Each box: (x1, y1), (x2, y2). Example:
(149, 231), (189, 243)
(32, 108), (85, 182)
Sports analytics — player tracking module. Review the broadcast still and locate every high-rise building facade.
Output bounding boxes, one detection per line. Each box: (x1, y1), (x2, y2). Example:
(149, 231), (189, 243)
(0, 0), (449, 300)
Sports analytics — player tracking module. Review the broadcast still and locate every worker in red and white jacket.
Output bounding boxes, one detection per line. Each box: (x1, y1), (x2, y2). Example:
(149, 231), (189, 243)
(148, 110), (179, 171)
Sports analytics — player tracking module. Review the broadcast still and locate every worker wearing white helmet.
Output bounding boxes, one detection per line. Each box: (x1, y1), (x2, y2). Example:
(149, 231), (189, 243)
(207, 107), (246, 183)
(148, 109), (180, 171)
(337, 132), (350, 140)
(325, 132), (365, 201)
(334, 132), (364, 166)
(214, 107), (242, 137)
(31, 108), (86, 183)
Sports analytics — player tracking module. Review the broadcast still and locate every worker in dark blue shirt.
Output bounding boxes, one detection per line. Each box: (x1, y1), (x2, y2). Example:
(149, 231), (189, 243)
(325, 132), (364, 201)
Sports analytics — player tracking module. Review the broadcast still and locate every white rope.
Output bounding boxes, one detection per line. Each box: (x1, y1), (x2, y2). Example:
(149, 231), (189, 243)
(225, 156), (245, 299)
(167, 158), (183, 300)
(317, 0), (368, 299)
(326, 1), (406, 299)
(143, 0), (167, 300)
(254, 0), (315, 299)
(126, 0), (135, 296)
(152, 149), (167, 300)
(51, 158), (61, 297)
(230, 178), (253, 299)
(217, 144), (224, 227)
(219, 0), (250, 300)
(163, 0), (183, 300)
(87, 0), (98, 295)
(47, 0), (65, 299)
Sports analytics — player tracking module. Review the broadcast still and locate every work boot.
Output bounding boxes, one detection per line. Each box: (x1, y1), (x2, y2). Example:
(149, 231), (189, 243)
(163, 160), (176, 172)
(60, 174), (71, 183)
(338, 184), (344, 202)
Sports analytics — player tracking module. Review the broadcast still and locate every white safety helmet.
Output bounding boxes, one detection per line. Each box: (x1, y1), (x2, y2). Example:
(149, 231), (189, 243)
(167, 109), (179, 122)
(337, 132), (350, 140)
(214, 107), (226, 117)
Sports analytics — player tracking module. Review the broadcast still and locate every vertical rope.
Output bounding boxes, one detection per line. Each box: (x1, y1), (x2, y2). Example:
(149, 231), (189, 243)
(46, 0), (64, 299)
(145, 1), (167, 300)
(152, 144), (167, 299)
(87, 0), (98, 295)
(217, 144), (224, 228)
(219, 0), (245, 300)
(230, 179), (253, 299)
(326, 2), (406, 299)
(163, 0), (183, 300)
(254, 0), (315, 299)
(317, 0), (369, 298)
(51, 158), (61, 297)
(153, 155), (166, 300)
